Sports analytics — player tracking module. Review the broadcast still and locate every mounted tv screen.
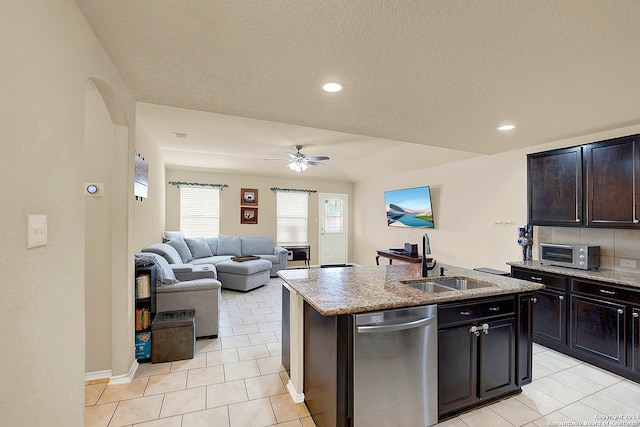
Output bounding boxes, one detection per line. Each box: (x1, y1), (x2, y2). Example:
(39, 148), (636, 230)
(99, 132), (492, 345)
(384, 186), (434, 228)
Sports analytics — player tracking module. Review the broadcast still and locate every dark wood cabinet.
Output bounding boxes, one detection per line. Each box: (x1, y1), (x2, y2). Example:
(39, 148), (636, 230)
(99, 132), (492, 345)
(438, 297), (518, 418)
(516, 293), (534, 385)
(570, 294), (626, 366)
(511, 265), (640, 383)
(511, 268), (568, 349)
(632, 308), (640, 374)
(584, 135), (640, 227)
(438, 323), (477, 415)
(527, 146), (583, 226)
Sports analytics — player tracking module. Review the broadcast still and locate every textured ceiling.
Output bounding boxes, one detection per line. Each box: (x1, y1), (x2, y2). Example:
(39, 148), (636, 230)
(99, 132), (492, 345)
(76, 0), (640, 182)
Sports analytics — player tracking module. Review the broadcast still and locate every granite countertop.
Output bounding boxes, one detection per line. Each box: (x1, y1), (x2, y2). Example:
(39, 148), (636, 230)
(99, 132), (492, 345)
(278, 263), (544, 316)
(508, 260), (640, 289)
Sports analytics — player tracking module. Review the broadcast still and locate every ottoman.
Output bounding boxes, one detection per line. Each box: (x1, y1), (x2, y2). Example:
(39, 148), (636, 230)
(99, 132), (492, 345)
(216, 259), (272, 291)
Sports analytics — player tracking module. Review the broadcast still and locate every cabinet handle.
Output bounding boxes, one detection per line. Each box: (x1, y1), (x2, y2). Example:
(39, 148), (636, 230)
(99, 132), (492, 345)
(470, 325), (480, 336)
(460, 310), (471, 316)
(532, 297), (538, 303)
(482, 323), (489, 334)
(618, 309), (624, 315)
(530, 276), (543, 281)
(599, 289), (616, 295)
(558, 295), (565, 301)
(489, 307), (500, 311)
(634, 219), (639, 224)
(633, 312), (639, 318)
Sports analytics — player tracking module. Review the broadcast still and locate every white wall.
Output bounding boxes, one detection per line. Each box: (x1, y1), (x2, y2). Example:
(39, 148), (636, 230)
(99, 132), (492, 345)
(165, 168), (354, 266)
(0, 1), (135, 425)
(352, 124), (640, 271)
(133, 124), (166, 250)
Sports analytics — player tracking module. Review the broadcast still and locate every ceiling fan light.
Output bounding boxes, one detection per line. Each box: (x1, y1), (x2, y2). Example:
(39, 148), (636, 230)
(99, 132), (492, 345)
(288, 162), (298, 171)
(300, 163), (308, 171)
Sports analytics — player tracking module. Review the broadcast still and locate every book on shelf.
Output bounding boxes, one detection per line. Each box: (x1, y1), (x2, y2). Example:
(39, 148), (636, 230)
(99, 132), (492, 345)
(135, 307), (151, 331)
(136, 274), (151, 299)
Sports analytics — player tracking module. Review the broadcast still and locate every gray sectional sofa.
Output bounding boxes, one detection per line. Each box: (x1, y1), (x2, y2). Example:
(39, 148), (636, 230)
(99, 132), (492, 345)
(142, 234), (288, 292)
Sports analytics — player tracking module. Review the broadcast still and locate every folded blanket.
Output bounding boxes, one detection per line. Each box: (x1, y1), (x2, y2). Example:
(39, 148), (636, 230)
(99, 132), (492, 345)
(231, 255), (261, 262)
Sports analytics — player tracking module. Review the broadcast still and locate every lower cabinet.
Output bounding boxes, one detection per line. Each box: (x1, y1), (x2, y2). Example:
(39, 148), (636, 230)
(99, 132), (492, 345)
(511, 267), (568, 349)
(438, 296), (520, 419)
(570, 294), (626, 366)
(633, 308), (640, 374)
(512, 266), (640, 383)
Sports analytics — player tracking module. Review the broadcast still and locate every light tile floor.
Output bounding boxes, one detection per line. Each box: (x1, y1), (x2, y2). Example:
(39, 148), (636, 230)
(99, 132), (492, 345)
(86, 278), (640, 426)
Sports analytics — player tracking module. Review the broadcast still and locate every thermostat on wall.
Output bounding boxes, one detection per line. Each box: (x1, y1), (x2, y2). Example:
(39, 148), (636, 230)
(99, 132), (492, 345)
(84, 182), (104, 197)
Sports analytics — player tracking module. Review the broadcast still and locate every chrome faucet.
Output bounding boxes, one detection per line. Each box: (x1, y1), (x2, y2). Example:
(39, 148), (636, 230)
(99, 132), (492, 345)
(422, 232), (435, 277)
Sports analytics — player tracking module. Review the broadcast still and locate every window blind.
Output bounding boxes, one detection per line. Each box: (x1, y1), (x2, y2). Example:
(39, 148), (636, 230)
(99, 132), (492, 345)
(179, 186), (220, 237)
(276, 191), (308, 244)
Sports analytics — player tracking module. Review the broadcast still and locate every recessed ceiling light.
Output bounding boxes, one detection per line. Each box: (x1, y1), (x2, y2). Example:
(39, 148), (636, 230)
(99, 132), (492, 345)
(174, 132), (190, 139)
(497, 124), (516, 131)
(322, 82), (342, 93)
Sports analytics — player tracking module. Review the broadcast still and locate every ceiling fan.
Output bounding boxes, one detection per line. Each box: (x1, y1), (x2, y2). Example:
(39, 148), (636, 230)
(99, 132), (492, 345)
(265, 145), (330, 172)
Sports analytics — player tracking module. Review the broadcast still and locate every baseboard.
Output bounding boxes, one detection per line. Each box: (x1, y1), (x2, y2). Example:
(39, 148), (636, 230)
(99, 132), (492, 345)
(108, 359), (139, 385)
(85, 369), (112, 382)
(286, 380), (305, 403)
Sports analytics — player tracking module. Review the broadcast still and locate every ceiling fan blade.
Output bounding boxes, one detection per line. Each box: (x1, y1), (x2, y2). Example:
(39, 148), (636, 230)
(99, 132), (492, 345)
(305, 156), (330, 161)
(263, 158), (287, 160)
(305, 160), (326, 167)
(285, 152), (300, 159)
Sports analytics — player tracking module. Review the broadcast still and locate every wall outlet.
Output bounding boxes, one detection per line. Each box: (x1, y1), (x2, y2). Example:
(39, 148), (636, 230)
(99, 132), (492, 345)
(620, 259), (637, 268)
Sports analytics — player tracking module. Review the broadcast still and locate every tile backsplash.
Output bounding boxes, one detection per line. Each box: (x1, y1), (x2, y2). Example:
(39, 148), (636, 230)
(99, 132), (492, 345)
(535, 226), (640, 272)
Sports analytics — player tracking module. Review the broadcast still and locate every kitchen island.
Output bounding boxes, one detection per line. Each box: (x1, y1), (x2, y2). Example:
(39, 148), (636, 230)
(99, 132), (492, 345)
(278, 263), (544, 426)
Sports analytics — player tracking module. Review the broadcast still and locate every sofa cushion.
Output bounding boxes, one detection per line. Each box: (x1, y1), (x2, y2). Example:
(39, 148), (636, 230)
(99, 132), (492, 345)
(204, 236), (219, 255)
(142, 243), (183, 265)
(167, 238), (193, 263)
(217, 235), (242, 256)
(241, 237), (274, 256)
(184, 237), (213, 259)
(163, 230), (186, 241)
(190, 255), (233, 265)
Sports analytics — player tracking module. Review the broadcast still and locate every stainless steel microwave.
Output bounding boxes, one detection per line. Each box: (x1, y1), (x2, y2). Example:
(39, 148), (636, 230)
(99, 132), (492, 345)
(539, 243), (600, 270)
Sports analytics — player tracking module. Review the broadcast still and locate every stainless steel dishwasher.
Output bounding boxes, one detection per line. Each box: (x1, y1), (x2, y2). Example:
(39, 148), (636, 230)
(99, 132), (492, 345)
(352, 304), (438, 427)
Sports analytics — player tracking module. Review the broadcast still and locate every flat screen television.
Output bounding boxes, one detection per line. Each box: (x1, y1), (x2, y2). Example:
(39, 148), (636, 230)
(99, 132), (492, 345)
(384, 186), (434, 228)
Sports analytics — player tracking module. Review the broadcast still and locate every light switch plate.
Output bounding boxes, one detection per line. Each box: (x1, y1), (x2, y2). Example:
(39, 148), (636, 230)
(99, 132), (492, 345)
(27, 214), (47, 248)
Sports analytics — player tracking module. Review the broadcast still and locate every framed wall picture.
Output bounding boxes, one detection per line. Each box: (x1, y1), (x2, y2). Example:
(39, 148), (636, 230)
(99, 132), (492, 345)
(241, 207), (258, 224)
(241, 188), (258, 206)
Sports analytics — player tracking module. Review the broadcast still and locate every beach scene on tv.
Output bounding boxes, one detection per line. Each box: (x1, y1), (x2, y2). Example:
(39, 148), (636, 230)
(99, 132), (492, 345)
(384, 186), (434, 228)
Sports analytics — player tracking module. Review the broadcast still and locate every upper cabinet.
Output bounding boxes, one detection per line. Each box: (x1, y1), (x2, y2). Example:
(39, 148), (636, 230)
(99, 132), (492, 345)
(527, 146), (583, 226)
(528, 134), (640, 228)
(584, 136), (640, 227)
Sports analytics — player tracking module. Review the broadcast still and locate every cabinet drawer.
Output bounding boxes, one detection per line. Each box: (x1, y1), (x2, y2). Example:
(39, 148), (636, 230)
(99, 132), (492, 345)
(572, 279), (640, 305)
(439, 297), (515, 326)
(511, 268), (568, 291)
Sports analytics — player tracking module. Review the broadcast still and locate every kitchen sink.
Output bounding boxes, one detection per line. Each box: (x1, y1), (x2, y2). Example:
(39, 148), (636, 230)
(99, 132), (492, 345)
(432, 278), (494, 290)
(403, 281), (454, 293)
(401, 277), (494, 293)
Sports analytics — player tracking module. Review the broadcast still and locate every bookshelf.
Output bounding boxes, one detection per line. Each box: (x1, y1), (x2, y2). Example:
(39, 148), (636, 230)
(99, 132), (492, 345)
(134, 264), (156, 362)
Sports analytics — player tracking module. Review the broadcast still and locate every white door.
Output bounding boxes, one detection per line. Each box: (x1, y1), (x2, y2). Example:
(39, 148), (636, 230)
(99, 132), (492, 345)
(319, 193), (348, 266)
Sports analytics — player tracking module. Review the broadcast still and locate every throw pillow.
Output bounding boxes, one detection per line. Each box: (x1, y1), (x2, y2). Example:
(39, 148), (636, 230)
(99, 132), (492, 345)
(184, 237), (213, 259)
(163, 230), (186, 242)
(217, 235), (242, 256)
(204, 237), (219, 255)
(167, 238), (193, 263)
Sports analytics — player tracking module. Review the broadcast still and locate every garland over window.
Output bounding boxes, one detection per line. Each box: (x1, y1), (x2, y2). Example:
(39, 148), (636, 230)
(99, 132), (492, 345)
(270, 187), (317, 193)
(169, 181), (229, 189)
